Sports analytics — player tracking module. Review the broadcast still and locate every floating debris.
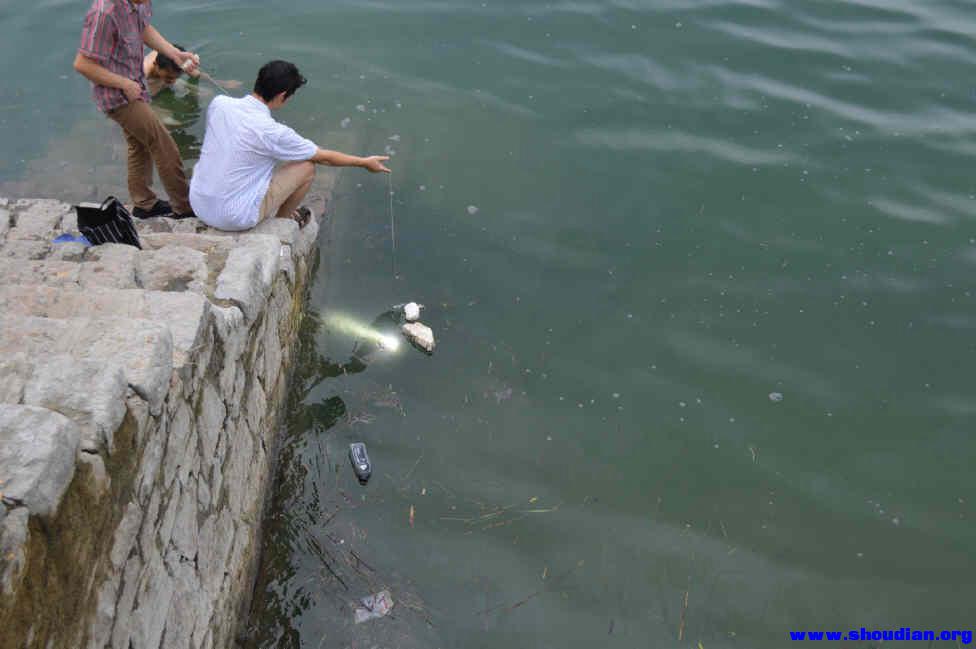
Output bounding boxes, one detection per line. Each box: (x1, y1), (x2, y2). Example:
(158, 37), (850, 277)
(403, 302), (422, 322)
(354, 590), (394, 624)
(340, 117), (351, 128)
(491, 387), (513, 403)
(402, 322), (435, 353)
(466, 205), (479, 215)
(389, 134), (401, 141)
(768, 392), (784, 403)
(355, 104), (366, 112)
(349, 443), (372, 485)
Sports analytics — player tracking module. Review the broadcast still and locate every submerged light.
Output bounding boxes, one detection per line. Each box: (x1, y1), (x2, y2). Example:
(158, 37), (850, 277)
(324, 313), (401, 353)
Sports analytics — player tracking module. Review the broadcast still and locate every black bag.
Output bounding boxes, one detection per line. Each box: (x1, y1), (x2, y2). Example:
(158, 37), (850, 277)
(74, 196), (142, 249)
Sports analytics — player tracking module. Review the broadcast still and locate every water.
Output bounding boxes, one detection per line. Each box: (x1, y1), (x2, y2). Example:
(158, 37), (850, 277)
(4, 1), (976, 647)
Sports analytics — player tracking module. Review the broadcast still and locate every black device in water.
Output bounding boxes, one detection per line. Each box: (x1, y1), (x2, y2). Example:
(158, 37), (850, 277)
(349, 442), (372, 485)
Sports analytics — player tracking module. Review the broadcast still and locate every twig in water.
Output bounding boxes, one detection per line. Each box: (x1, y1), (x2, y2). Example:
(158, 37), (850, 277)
(307, 534), (349, 591)
(478, 561), (584, 616)
(678, 590), (689, 641)
(349, 549), (375, 572)
(400, 453), (424, 486)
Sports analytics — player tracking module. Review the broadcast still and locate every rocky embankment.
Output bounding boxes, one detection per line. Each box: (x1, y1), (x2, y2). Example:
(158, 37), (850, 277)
(0, 196), (323, 649)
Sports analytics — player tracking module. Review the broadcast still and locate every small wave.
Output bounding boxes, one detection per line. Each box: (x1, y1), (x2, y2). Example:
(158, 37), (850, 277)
(870, 197), (953, 226)
(576, 127), (795, 166)
(483, 41), (569, 69)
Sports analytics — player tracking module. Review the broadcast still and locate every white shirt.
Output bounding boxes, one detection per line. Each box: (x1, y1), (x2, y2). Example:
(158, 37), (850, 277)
(190, 95), (317, 230)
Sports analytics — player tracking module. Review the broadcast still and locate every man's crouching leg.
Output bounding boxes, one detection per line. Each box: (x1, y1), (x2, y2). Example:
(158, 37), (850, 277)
(258, 161), (315, 224)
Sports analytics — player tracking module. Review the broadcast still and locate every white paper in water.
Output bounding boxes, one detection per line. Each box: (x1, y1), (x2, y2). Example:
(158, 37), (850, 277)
(354, 589), (394, 624)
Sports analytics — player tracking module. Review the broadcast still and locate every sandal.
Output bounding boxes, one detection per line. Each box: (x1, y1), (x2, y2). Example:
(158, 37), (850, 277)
(289, 206), (312, 228)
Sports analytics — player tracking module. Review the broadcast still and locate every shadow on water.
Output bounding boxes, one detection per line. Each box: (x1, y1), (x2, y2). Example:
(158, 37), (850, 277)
(242, 306), (439, 648)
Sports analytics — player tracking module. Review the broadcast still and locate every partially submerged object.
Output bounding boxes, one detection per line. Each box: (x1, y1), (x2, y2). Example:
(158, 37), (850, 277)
(401, 322), (435, 353)
(349, 442), (372, 484)
(392, 301), (423, 322)
(403, 302), (422, 322)
(354, 589), (394, 624)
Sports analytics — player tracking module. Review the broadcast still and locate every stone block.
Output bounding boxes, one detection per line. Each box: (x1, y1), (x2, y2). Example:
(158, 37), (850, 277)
(8, 199), (70, 241)
(163, 401), (192, 490)
(126, 393), (151, 446)
(111, 502), (143, 570)
(78, 452), (110, 497)
(22, 355), (127, 453)
(209, 454), (224, 509)
(247, 217), (300, 248)
(197, 510), (234, 596)
(197, 474), (212, 511)
(0, 207), (10, 241)
(197, 381), (225, 460)
(0, 507), (29, 596)
(90, 571), (121, 649)
(136, 245), (208, 294)
(214, 235), (280, 322)
(139, 489), (161, 564)
(0, 316), (173, 414)
(224, 422), (254, 517)
(163, 562), (205, 648)
(172, 217), (204, 233)
(156, 485), (178, 553)
(205, 208), (319, 260)
(279, 244), (295, 283)
(245, 377), (267, 439)
(168, 479), (199, 559)
(0, 239), (51, 260)
(129, 544), (174, 649)
(0, 405), (80, 517)
(294, 214), (320, 259)
(110, 557), (142, 649)
(140, 231), (215, 248)
(0, 353), (29, 403)
(0, 257), (81, 287)
(82, 243), (140, 289)
(133, 216), (173, 234)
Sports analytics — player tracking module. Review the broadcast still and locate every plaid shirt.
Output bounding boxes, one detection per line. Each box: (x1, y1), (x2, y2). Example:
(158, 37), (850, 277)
(78, 0), (152, 113)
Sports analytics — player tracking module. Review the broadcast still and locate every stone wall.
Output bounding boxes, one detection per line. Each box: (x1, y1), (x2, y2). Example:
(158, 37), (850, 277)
(0, 197), (323, 649)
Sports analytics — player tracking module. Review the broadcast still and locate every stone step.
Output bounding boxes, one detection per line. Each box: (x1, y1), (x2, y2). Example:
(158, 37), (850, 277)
(5, 199), (72, 242)
(0, 315), (173, 415)
(0, 239), (221, 297)
(0, 404), (80, 517)
(0, 352), (127, 453)
(0, 243), (139, 289)
(0, 284), (209, 369)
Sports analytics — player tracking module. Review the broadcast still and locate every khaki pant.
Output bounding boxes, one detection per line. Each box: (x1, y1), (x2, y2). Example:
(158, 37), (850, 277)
(108, 100), (190, 213)
(258, 161), (314, 221)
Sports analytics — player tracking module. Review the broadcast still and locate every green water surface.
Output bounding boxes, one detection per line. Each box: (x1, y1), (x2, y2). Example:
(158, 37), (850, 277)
(2, 1), (975, 647)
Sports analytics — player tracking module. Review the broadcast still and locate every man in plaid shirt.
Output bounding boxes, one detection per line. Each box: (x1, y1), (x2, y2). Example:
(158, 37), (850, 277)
(73, 0), (199, 219)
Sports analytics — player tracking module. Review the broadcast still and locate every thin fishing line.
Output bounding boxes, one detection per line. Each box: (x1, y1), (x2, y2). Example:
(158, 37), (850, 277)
(198, 70), (231, 95)
(181, 59), (230, 95)
(389, 171), (397, 279)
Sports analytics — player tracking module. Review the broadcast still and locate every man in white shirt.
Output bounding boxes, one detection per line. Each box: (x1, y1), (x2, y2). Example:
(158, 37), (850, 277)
(190, 60), (389, 231)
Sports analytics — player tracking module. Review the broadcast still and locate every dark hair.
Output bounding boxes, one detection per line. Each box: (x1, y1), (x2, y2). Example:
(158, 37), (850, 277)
(254, 60), (307, 102)
(155, 44), (185, 74)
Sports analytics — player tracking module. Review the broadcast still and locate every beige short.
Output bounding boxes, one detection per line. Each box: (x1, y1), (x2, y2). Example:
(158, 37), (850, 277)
(257, 161), (311, 221)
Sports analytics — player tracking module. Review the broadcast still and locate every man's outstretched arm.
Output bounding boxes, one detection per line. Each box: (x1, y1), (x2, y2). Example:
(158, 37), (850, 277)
(311, 149), (391, 172)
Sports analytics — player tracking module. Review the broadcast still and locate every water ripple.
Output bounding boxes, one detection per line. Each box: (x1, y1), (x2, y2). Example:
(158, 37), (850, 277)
(576, 128), (795, 166)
